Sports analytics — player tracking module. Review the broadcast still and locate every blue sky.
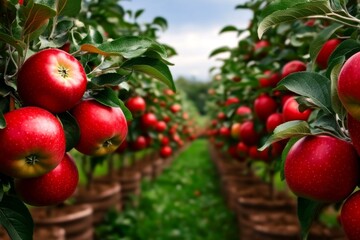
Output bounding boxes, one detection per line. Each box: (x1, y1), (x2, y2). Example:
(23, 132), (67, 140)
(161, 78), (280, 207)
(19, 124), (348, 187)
(121, 0), (252, 81)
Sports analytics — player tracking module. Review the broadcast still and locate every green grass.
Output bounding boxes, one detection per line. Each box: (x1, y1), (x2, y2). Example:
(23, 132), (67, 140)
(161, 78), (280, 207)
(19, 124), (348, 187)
(96, 139), (238, 240)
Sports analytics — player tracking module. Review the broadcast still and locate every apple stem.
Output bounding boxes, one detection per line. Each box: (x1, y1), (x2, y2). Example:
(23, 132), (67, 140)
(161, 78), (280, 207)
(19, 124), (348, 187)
(9, 96), (15, 111)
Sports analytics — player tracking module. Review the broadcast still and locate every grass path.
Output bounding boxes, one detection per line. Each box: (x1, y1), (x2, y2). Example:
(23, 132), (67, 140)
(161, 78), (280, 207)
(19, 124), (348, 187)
(97, 139), (238, 240)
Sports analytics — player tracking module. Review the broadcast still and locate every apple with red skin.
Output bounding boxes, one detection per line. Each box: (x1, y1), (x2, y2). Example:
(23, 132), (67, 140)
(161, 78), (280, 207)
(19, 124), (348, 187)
(0, 107), (65, 178)
(224, 97), (240, 106)
(282, 97), (311, 122)
(130, 136), (147, 151)
(259, 70), (281, 88)
(281, 60), (307, 78)
(254, 94), (278, 122)
(230, 122), (241, 139)
(125, 96), (146, 115)
(163, 115), (171, 123)
(266, 113), (284, 133)
(141, 112), (157, 129)
(235, 106), (251, 117)
(340, 190), (360, 240)
(217, 112), (226, 120)
(17, 49), (87, 113)
(15, 153), (79, 206)
(236, 142), (249, 160)
(347, 114), (360, 155)
(160, 136), (170, 146)
(160, 146), (172, 158)
(71, 99), (128, 156)
(316, 39), (341, 69)
(155, 121), (167, 132)
(254, 40), (270, 50)
(239, 121), (260, 146)
(170, 104), (181, 113)
(163, 89), (175, 96)
(219, 126), (230, 138)
(338, 52), (360, 121)
(284, 135), (359, 202)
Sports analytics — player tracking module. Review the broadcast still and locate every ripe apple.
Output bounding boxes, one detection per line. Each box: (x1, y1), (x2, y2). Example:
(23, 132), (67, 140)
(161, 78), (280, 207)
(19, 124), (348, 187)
(239, 121), (260, 146)
(160, 136), (170, 146)
(259, 70), (281, 88)
(266, 113), (284, 133)
(236, 142), (249, 160)
(316, 39), (341, 69)
(284, 135), (359, 202)
(282, 97), (311, 122)
(224, 97), (240, 106)
(338, 52), (360, 120)
(130, 136), (147, 151)
(254, 40), (270, 50)
(160, 146), (172, 158)
(230, 122), (241, 139)
(254, 94), (278, 122)
(141, 112), (157, 129)
(235, 106), (252, 117)
(163, 89), (175, 96)
(71, 99), (128, 156)
(17, 49), (87, 113)
(125, 96), (146, 115)
(347, 114), (360, 155)
(219, 126), (231, 138)
(155, 121), (167, 132)
(228, 145), (239, 160)
(170, 104), (181, 113)
(340, 190), (360, 240)
(217, 112), (226, 120)
(0, 107), (65, 178)
(281, 60), (307, 78)
(15, 153), (79, 206)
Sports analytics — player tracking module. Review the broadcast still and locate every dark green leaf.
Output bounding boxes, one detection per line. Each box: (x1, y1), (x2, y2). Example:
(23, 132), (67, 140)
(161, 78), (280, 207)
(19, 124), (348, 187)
(21, 1), (56, 36)
(57, 0), (81, 17)
(57, 112), (80, 152)
(219, 25), (238, 34)
(91, 73), (130, 87)
(259, 121), (311, 151)
(0, 1), (17, 29)
(309, 23), (342, 67)
(209, 46), (231, 58)
(275, 72), (332, 114)
(0, 195), (33, 240)
(153, 17), (168, 31)
(92, 87), (133, 121)
(0, 113), (5, 129)
(134, 9), (144, 19)
(329, 62), (346, 118)
(260, 0), (308, 20)
(297, 197), (324, 239)
(258, 1), (331, 38)
(122, 57), (175, 91)
(0, 33), (26, 57)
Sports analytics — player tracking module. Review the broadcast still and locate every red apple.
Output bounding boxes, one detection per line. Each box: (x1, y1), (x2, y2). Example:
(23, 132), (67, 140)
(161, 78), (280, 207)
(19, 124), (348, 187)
(282, 97), (311, 122)
(160, 136), (170, 146)
(219, 126), (231, 138)
(236, 142), (249, 160)
(217, 112), (226, 120)
(316, 39), (341, 69)
(0, 107), (65, 178)
(239, 121), (260, 146)
(225, 97), (240, 106)
(170, 104), (181, 113)
(340, 190), (360, 240)
(284, 135), (359, 202)
(235, 106), (252, 117)
(254, 40), (270, 50)
(71, 99), (128, 156)
(130, 136), (147, 151)
(155, 121), (167, 132)
(281, 60), (307, 78)
(15, 153), (79, 206)
(125, 96), (146, 115)
(141, 112), (157, 128)
(254, 94), (278, 122)
(160, 146), (172, 158)
(17, 49), (87, 113)
(338, 52), (360, 120)
(259, 70), (281, 88)
(230, 122), (241, 139)
(347, 114), (360, 156)
(266, 113), (284, 133)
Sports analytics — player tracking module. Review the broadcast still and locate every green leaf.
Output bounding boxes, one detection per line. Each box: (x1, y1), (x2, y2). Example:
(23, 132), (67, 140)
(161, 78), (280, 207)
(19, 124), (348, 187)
(57, 112), (80, 152)
(259, 121), (311, 151)
(275, 72), (333, 114)
(258, 0), (331, 38)
(280, 137), (300, 180)
(219, 25), (238, 34)
(0, 33), (26, 57)
(134, 9), (144, 19)
(153, 17), (168, 31)
(209, 46), (231, 58)
(309, 23), (342, 67)
(0, 113), (5, 129)
(92, 87), (133, 121)
(329, 62), (346, 118)
(122, 57), (175, 91)
(0, 195), (34, 240)
(91, 73), (130, 87)
(56, 0), (81, 17)
(260, 0), (308, 19)
(81, 36), (167, 60)
(297, 197), (324, 239)
(21, 1), (56, 36)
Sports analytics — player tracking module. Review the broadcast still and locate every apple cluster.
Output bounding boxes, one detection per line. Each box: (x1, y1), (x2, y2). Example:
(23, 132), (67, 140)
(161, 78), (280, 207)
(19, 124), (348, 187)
(207, 1), (360, 238)
(0, 48), (128, 207)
